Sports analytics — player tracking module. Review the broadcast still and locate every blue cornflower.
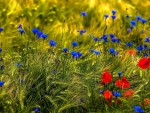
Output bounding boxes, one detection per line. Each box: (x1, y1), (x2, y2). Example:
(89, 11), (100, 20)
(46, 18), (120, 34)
(126, 14), (130, 19)
(118, 72), (122, 77)
(0, 48), (2, 52)
(63, 48), (68, 53)
(109, 48), (115, 54)
(18, 24), (22, 29)
(41, 34), (48, 39)
(111, 38), (117, 43)
(113, 92), (121, 97)
(32, 28), (38, 34)
(20, 79), (25, 83)
(72, 42), (78, 47)
(34, 107), (40, 113)
(130, 20), (136, 26)
(77, 52), (82, 57)
(104, 14), (109, 19)
(148, 48), (150, 51)
(49, 40), (56, 46)
(133, 106), (144, 113)
(81, 12), (87, 16)
(37, 30), (43, 38)
(71, 51), (82, 58)
(100, 90), (104, 94)
(112, 10), (116, 15)
(110, 34), (115, 38)
(126, 42), (133, 47)
(104, 39), (108, 42)
(144, 53), (148, 57)
(0, 28), (3, 32)
(94, 50), (100, 55)
(93, 38), (100, 42)
(19, 29), (25, 34)
(130, 26), (134, 30)
(16, 63), (23, 67)
(127, 28), (132, 33)
(102, 34), (108, 40)
(77, 30), (86, 35)
(1, 65), (4, 69)
(144, 37), (150, 42)
(136, 44), (147, 52)
(111, 15), (116, 20)
(141, 18), (147, 24)
(136, 15), (141, 21)
(0, 81), (4, 86)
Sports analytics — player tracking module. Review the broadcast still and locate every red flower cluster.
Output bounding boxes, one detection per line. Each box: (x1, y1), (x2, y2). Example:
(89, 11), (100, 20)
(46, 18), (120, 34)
(138, 57), (150, 69)
(103, 90), (113, 105)
(127, 50), (136, 55)
(122, 90), (134, 99)
(101, 70), (112, 85)
(116, 77), (130, 89)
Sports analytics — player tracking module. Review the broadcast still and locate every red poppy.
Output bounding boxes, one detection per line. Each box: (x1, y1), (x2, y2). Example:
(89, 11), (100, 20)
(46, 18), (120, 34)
(101, 70), (112, 85)
(127, 50), (136, 55)
(138, 57), (150, 69)
(122, 89), (134, 99)
(103, 90), (112, 105)
(116, 77), (130, 89)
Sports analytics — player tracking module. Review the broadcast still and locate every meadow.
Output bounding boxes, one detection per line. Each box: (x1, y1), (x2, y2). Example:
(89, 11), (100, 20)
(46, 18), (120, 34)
(1, 0), (150, 113)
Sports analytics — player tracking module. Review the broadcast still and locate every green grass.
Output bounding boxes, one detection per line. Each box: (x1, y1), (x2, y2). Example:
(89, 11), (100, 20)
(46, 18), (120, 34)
(1, 0), (150, 113)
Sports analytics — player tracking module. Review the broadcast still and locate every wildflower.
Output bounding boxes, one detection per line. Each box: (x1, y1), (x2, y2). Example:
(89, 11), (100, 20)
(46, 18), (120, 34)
(126, 42), (133, 47)
(126, 14), (130, 19)
(37, 30), (43, 38)
(0, 81), (4, 86)
(136, 15), (141, 21)
(81, 12), (87, 16)
(116, 77), (130, 89)
(72, 42), (78, 47)
(141, 98), (150, 106)
(113, 92), (121, 97)
(118, 72), (122, 77)
(63, 48), (68, 53)
(0, 48), (2, 52)
(16, 63), (23, 67)
(77, 30), (86, 35)
(71, 51), (82, 58)
(130, 20), (136, 26)
(144, 37), (150, 42)
(0, 65), (4, 70)
(104, 14), (109, 19)
(93, 37), (100, 42)
(141, 18), (147, 24)
(136, 44), (147, 52)
(127, 50), (136, 55)
(123, 90), (134, 99)
(103, 90), (113, 105)
(133, 106), (144, 113)
(18, 24), (22, 29)
(94, 50), (100, 55)
(138, 57), (150, 69)
(0, 28), (3, 32)
(144, 53), (148, 57)
(110, 34), (115, 38)
(127, 28), (132, 33)
(109, 48), (115, 54)
(32, 28), (38, 34)
(41, 34), (48, 39)
(49, 40), (56, 46)
(34, 107), (40, 113)
(111, 15), (116, 20)
(112, 10), (116, 15)
(101, 70), (112, 85)
(20, 79), (24, 83)
(19, 29), (25, 35)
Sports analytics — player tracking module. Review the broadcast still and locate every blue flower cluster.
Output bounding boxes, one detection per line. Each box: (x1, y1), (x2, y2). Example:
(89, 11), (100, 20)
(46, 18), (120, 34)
(90, 49), (100, 55)
(144, 36), (150, 42)
(133, 106), (144, 113)
(32, 28), (48, 39)
(71, 51), (82, 58)
(77, 30), (86, 35)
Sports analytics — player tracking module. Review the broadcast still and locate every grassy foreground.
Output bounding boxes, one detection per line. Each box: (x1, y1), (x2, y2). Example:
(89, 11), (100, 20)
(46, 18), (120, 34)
(1, 0), (150, 113)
